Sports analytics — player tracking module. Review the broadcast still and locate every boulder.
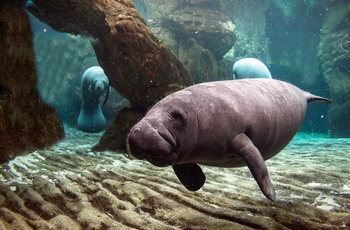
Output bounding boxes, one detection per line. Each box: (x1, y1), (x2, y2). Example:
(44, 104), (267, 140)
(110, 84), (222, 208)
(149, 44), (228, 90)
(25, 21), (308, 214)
(164, 6), (236, 59)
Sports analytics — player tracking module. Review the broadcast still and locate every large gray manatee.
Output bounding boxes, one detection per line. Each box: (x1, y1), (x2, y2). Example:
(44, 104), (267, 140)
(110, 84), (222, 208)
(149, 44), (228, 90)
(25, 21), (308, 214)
(77, 66), (110, 133)
(127, 79), (331, 201)
(233, 58), (272, 79)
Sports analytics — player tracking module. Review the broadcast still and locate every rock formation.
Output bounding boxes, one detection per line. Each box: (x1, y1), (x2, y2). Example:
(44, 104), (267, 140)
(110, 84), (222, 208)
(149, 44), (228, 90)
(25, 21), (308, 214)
(0, 0), (64, 163)
(221, 0), (269, 63)
(318, 0), (350, 137)
(148, 0), (236, 83)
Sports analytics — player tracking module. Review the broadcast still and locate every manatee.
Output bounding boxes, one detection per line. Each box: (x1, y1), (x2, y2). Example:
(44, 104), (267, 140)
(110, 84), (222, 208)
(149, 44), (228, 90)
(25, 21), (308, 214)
(127, 79), (331, 201)
(77, 66), (110, 133)
(233, 58), (272, 79)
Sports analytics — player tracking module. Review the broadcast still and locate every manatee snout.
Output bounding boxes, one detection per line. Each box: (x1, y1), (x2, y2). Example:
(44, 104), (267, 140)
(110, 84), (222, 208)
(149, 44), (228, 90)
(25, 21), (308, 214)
(127, 120), (178, 167)
(95, 81), (105, 91)
(91, 80), (106, 95)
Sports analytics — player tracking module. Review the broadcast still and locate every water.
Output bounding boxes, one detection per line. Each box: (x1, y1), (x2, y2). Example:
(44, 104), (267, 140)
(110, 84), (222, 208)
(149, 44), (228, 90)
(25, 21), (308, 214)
(1, 0), (350, 229)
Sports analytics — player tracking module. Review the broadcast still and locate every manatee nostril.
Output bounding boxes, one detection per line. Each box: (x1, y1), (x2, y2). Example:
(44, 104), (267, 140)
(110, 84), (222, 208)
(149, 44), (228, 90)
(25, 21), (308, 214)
(130, 127), (142, 137)
(128, 128), (144, 159)
(129, 127), (140, 142)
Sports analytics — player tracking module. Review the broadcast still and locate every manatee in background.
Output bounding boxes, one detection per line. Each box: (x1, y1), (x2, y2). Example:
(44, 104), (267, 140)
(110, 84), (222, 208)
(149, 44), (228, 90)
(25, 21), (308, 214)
(77, 66), (110, 133)
(233, 58), (272, 79)
(127, 79), (331, 201)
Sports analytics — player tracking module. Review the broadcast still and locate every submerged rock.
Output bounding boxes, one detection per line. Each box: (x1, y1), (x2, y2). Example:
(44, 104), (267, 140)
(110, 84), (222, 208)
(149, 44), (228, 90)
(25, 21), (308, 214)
(164, 5), (236, 59)
(178, 38), (218, 83)
(154, 2), (236, 83)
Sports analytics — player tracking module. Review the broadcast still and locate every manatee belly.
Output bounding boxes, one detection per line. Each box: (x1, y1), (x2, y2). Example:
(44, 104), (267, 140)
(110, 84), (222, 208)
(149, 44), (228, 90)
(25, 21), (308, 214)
(77, 103), (106, 133)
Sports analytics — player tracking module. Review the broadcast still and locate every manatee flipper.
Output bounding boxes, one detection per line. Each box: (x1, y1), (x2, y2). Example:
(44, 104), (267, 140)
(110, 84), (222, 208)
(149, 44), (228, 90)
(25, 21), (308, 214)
(102, 86), (110, 105)
(230, 133), (276, 201)
(173, 163), (206, 191)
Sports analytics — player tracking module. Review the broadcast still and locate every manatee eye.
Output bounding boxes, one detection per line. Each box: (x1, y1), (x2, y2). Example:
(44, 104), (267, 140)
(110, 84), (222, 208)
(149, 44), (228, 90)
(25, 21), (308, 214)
(169, 109), (187, 127)
(171, 110), (183, 120)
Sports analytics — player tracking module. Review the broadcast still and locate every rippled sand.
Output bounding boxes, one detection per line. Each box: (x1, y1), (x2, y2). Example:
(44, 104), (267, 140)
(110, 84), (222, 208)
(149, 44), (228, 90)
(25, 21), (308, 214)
(0, 127), (349, 229)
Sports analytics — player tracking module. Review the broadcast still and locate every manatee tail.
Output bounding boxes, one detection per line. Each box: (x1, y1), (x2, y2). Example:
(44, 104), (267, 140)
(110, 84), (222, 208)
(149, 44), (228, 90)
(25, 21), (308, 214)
(305, 92), (331, 104)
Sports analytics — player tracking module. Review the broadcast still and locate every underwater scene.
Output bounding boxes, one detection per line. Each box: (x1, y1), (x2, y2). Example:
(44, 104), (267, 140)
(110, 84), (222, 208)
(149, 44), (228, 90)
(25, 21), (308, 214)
(0, 0), (350, 229)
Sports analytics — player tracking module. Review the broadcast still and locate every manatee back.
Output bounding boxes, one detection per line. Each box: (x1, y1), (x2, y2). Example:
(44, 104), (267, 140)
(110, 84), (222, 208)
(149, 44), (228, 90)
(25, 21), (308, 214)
(149, 79), (330, 167)
(177, 79), (317, 166)
(233, 58), (272, 79)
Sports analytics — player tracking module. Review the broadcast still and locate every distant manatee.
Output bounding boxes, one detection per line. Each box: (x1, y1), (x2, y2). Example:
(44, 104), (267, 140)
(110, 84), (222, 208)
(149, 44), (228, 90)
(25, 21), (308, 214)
(77, 66), (110, 133)
(233, 58), (272, 79)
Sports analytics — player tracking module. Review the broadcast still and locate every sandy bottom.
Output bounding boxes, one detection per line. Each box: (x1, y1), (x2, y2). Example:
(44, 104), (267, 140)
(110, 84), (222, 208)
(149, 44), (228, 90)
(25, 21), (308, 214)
(0, 127), (349, 229)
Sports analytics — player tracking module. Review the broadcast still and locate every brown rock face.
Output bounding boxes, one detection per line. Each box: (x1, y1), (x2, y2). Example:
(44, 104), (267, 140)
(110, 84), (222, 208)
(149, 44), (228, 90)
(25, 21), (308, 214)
(0, 1), (64, 163)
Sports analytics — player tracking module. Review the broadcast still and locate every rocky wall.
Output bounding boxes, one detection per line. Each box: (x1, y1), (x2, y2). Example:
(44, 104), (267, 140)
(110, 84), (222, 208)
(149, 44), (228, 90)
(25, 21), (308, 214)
(264, 1), (332, 133)
(318, 0), (350, 137)
(146, 0), (236, 83)
(0, 0), (64, 163)
(220, 0), (269, 63)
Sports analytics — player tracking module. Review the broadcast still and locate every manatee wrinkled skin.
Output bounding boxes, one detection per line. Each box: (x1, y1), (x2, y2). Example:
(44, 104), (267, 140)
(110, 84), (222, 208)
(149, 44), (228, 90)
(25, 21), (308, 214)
(233, 58), (272, 79)
(77, 66), (110, 133)
(127, 79), (331, 201)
